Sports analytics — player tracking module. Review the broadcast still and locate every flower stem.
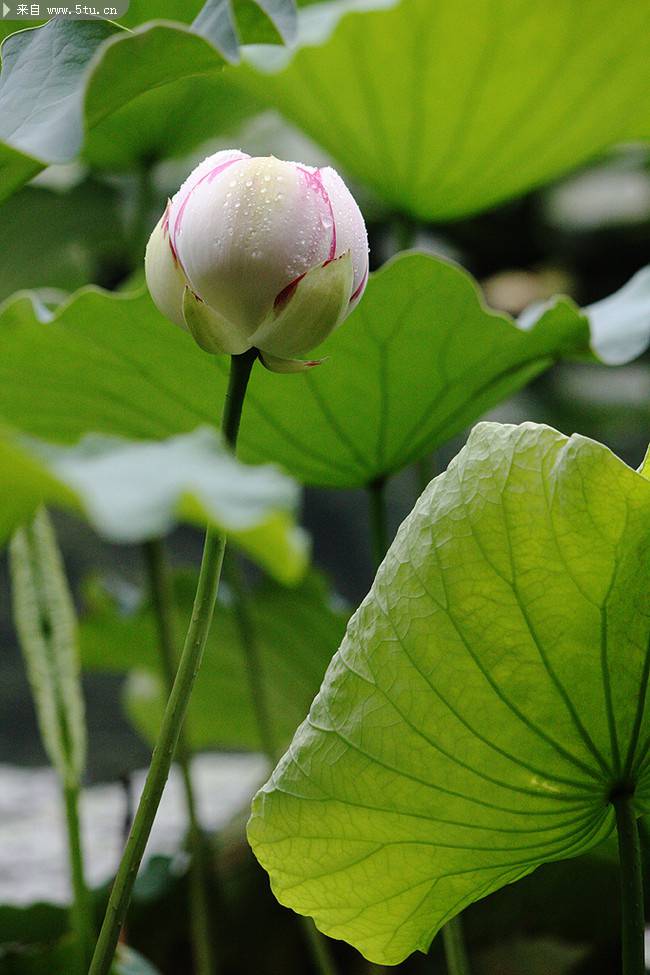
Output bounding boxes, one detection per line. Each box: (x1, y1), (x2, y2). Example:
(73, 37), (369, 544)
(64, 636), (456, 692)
(224, 555), (338, 975)
(143, 538), (217, 975)
(63, 782), (93, 972)
(442, 915), (471, 975)
(614, 793), (646, 975)
(224, 554), (279, 762)
(368, 476), (389, 570)
(416, 454), (435, 495)
(89, 348), (257, 975)
(366, 478), (472, 975)
(300, 915), (337, 975)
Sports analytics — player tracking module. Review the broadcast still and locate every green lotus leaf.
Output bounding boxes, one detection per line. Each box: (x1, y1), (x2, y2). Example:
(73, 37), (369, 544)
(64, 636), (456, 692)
(0, 0), (299, 192)
(233, 0), (650, 218)
(0, 20), (225, 201)
(1, 255), (649, 488)
(248, 421), (650, 964)
(0, 426), (307, 584)
(80, 569), (348, 752)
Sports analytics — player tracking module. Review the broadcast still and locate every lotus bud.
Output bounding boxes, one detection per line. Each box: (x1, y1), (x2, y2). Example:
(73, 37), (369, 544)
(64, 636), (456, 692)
(145, 150), (369, 371)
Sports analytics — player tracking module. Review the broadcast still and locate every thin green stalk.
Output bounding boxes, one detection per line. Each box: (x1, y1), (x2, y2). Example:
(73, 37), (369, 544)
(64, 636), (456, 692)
(300, 916), (337, 975)
(224, 554), (278, 762)
(416, 454), (435, 496)
(442, 915), (471, 975)
(392, 215), (416, 254)
(368, 476), (389, 570)
(89, 347), (258, 975)
(143, 538), (216, 975)
(130, 164), (156, 265)
(225, 556), (337, 975)
(64, 783), (93, 972)
(366, 482), (472, 975)
(614, 794), (645, 975)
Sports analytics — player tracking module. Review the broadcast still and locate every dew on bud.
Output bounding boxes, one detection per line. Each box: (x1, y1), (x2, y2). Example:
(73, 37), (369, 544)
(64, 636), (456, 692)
(146, 151), (369, 361)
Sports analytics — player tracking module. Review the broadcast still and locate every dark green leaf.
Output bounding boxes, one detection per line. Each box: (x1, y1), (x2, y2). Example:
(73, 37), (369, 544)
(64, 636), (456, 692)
(0, 935), (77, 975)
(0, 902), (67, 948)
(0, 182), (126, 302)
(2, 256), (647, 489)
(0, 20), (118, 161)
(0, 20), (225, 200)
(83, 73), (258, 171)
(80, 569), (347, 752)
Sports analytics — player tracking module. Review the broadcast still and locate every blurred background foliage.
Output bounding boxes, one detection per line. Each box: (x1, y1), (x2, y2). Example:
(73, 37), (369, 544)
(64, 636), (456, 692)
(1, 0), (650, 972)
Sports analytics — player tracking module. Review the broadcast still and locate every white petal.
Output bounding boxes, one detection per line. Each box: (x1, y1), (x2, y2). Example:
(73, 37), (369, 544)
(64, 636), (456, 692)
(320, 166), (369, 308)
(169, 148), (250, 240)
(173, 156), (334, 332)
(144, 205), (188, 328)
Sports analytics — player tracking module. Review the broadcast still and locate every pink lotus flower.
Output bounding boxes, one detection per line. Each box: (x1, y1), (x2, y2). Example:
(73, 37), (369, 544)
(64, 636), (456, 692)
(145, 151), (369, 371)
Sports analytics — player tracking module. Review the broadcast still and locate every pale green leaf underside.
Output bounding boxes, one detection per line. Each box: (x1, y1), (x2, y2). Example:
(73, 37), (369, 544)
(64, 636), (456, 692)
(0, 19), (226, 200)
(80, 570), (347, 752)
(0, 428), (307, 584)
(0, 0), (297, 187)
(3, 254), (646, 489)
(10, 509), (86, 786)
(113, 944), (162, 975)
(194, 0), (297, 61)
(235, 0), (650, 218)
(248, 422), (650, 964)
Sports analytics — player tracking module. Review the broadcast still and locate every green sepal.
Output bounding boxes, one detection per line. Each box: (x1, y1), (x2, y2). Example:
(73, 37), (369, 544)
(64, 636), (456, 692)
(252, 252), (354, 358)
(182, 286), (251, 355)
(259, 352), (326, 373)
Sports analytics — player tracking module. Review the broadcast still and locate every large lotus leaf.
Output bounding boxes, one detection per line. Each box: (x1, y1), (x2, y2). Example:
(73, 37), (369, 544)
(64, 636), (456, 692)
(0, 1), (298, 192)
(83, 74), (259, 171)
(80, 569), (347, 752)
(0, 935), (80, 974)
(84, 0), (295, 166)
(0, 427), (307, 584)
(0, 286), (226, 443)
(119, 0), (296, 48)
(248, 421), (650, 964)
(233, 0), (650, 219)
(118, 0), (203, 25)
(193, 0), (297, 60)
(0, 20), (225, 202)
(1, 255), (650, 488)
(0, 182), (126, 302)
